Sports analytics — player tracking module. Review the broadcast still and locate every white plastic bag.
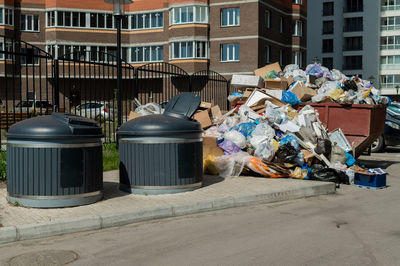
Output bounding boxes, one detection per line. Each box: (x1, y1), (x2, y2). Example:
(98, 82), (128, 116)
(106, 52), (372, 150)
(254, 142), (275, 162)
(224, 130), (247, 149)
(134, 103), (162, 116)
(214, 152), (250, 178)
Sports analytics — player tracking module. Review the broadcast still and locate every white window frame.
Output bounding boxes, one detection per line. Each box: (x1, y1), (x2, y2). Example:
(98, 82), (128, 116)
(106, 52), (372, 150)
(0, 8), (14, 26)
(170, 41), (209, 60)
(265, 10), (271, 28)
(131, 11), (163, 30)
(265, 45), (270, 63)
(20, 14), (39, 32)
(221, 43), (240, 62)
(292, 51), (302, 66)
(170, 5), (209, 25)
(293, 0), (302, 4)
(131, 45), (163, 63)
(293, 20), (303, 36)
(221, 8), (240, 27)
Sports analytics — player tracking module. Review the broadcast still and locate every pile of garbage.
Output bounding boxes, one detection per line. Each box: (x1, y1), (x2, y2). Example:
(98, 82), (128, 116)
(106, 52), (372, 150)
(201, 62), (390, 186)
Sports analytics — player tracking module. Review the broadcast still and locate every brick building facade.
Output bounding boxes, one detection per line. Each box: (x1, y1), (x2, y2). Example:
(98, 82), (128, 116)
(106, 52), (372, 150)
(0, 0), (307, 76)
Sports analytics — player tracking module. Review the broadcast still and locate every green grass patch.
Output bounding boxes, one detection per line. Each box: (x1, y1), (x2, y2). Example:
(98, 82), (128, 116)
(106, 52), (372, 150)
(103, 143), (119, 171)
(0, 150), (6, 181)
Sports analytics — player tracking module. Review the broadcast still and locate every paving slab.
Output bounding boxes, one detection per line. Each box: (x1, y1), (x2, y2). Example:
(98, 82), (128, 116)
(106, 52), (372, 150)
(0, 170), (335, 244)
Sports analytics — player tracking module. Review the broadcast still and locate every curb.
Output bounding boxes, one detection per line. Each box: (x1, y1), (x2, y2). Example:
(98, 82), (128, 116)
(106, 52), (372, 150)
(0, 182), (335, 245)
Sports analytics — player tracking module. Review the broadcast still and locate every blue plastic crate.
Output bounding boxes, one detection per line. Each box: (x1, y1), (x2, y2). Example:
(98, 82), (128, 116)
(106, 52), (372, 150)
(355, 173), (386, 189)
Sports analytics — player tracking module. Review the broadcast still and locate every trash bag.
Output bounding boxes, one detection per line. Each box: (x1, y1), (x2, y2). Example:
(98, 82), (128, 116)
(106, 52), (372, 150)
(230, 122), (257, 139)
(204, 126), (221, 138)
(265, 70), (277, 79)
(279, 134), (300, 150)
(291, 167), (308, 179)
(281, 91), (301, 106)
(309, 164), (349, 185)
(275, 143), (298, 163)
(245, 157), (287, 178)
(218, 139), (242, 155)
(252, 122), (275, 138)
(254, 142), (275, 162)
(343, 80), (358, 91)
(203, 155), (219, 175)
(345, 152), (356, 167)
(330, 144), (346, 164)
(328, 88), (344, 101)
(314, 138), (332, 157)
(224, 130), (247, 149)
(135, 103), (162, 116)
(305, 63), (324, 78)
(214, 152), (249, 178)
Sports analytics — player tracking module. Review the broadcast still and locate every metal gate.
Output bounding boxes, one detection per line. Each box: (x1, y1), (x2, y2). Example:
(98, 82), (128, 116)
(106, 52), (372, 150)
(57, 51), (135, 142)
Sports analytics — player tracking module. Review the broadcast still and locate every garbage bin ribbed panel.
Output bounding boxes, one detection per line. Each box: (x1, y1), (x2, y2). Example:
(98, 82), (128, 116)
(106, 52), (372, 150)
(7, 145), (102, 197)
(118, 114), (203, 195)
(6, 113), (104, 208)
(119, 140), (203, 191)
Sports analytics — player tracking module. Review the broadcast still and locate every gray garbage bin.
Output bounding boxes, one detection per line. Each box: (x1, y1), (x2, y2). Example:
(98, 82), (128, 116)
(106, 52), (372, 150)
(118, 93), (203, 195)
(6, 113), (103, 208)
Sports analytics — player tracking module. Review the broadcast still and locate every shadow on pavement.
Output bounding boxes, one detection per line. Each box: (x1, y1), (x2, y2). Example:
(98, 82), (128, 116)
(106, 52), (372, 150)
(357, 159), (398, 170)
(202, 175), (224, 187)
(102, 181), (130, 200)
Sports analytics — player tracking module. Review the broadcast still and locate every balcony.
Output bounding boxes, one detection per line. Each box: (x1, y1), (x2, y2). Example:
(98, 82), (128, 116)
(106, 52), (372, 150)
(381, 83), (400, 89)
(381, 64), (400, 70)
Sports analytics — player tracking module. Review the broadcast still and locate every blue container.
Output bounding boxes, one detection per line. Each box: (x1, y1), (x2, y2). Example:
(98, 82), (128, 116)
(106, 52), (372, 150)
(355, 173), (386, 189)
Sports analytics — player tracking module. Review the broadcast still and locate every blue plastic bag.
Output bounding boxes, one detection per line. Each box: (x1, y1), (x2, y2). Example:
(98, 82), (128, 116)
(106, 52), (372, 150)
(345, 152), (356, 167)
(280, 134), (300, 150)
(281, 91), (301, 106)
(230, 123), (256, 139)
(231, 92), (243, 97)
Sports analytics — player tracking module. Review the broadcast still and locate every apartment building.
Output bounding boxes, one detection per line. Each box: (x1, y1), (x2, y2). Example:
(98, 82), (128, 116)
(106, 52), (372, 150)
(307, 0), (400, 99)
(0, 0), (307, 77)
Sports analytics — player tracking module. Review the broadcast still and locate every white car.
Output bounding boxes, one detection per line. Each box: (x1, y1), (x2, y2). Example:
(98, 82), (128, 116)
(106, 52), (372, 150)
(72, 102), (114, 121)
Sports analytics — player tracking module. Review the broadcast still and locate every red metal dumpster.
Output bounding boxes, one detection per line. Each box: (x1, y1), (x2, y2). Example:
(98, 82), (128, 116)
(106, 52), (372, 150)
(297, 103), (387, 158)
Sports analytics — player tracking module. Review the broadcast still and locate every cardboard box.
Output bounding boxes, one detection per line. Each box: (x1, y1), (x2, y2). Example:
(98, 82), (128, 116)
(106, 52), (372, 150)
(253, 62), (282, 78)
(265, 79), (288, 90)
(128, 111), (142, 121)
(203, 136), (224, 159)
(290, 81), (317, 102)
(245, 89), (287, 108)
(199, 101), (212, 109)
(242, 88), (255, 100)
(231, 75), (264, 89)
(210, 105), (223, 123)
(194, 109), (212, 129)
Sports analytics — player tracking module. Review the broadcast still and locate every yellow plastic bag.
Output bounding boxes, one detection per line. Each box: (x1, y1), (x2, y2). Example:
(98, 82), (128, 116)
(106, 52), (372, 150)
(271, 139), (280, 152)
(290, 167), (308, 179)
(328, 88), (344, 101)
(203, 155), (219, 175)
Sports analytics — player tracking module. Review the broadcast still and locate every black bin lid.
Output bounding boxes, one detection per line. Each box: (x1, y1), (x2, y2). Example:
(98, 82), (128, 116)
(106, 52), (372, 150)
(6, 113), (103, 140)
(118, 114), (201, 137)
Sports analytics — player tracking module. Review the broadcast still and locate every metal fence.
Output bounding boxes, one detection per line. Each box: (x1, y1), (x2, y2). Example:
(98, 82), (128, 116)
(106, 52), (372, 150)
(0, 37), (230, 144)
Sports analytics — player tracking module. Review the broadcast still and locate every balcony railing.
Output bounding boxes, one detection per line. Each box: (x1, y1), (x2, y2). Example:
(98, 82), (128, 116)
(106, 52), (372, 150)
(381, 64), (400, 70)
(381, 44), (400, 50)
(381, 25), (400, 31)
(381, 6), (400, 11)
(381, 83), (400, 89)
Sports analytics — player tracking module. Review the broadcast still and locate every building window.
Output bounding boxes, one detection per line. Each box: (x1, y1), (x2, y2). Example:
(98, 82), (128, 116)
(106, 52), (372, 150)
(344, 37), (363, 51)
(344, 17), (363, 32)
(322, 57), (333, 69)
(381, 75), (400, 88)
(280, 17), (284, 33)
(382, 0), (400, 11)
(0, 8), (14, 26)
(381, 16), (400, 31)
(322, 39), (334, 53)
(265, 46), (270, 63)
(221, 43), (239, 62)
(56, 11), (87, 28)
(221, 8), (239, 27)
(170, 6), (208, 25)
(381, 35), (400, 50)
(345, 0), (363, 12)
(279, 49), (284, 66)
(343, 56), (362, 70)
(170, 41), (208, 60)
(21, 48), (39, 65)
(0, 42), (14, 60)
(265, 11), (271, 28)
(131, 45), (163, 63)
(322, 21), (334, 34)
(292, 51), (302, 66)
(131, 12), (163, 29)
(20, 14), (39, 32)
(293, 20), (302, 36)
(381, 55), (400, 65)
(323, 2), (334, 16)
(292, 0), (302, 4)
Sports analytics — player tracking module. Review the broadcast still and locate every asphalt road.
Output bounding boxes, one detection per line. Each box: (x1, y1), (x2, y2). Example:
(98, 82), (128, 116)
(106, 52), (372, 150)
(1, 152), (400, 266)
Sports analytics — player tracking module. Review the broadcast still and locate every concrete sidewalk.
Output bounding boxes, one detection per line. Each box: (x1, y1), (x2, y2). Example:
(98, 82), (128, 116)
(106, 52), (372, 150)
(0, 171), (335, 244)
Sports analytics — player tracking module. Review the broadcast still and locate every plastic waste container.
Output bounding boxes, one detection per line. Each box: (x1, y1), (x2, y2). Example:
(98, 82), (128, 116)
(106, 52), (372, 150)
(118, 93), (203, 195)
(6, 113), (103, 208)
